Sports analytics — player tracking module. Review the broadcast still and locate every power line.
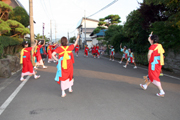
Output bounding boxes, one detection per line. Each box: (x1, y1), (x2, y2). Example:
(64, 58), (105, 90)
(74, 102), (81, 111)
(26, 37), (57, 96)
(48, 0), (54, 19)
(87, 0), (118, 18)
(39, 0), (50, 19)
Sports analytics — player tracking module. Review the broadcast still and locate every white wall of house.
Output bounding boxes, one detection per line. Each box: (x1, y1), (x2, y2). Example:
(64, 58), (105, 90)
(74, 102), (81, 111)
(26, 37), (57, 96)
(92, 38), (98, 46)
(87, 41), (92, 48)
(82, 19), (98, 28)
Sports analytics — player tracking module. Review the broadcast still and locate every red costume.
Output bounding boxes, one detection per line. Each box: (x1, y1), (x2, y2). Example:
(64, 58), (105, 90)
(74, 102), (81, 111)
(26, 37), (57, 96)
(84, 46), (89, 56)
(47, 45), (52, 59)
(148, 44), (165, 82)
(20, 47), (35, 76)
(55, 45), (75, 84)
(93, 46), (96, 55)
(96, 46), (100, 56)
(75, 45), (79, 53)
(34, 45), (42, 63)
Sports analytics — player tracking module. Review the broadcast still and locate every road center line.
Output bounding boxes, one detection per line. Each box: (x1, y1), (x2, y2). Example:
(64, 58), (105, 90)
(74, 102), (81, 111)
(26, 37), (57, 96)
(0, 75), (30, 115)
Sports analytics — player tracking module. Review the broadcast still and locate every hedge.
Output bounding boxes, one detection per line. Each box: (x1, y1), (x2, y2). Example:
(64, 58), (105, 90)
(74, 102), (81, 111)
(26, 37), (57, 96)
(0, 36), (23, 59)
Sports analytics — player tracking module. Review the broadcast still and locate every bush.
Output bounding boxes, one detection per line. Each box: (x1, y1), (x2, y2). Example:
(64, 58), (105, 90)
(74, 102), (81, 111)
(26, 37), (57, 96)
(0, 36), (23, 58)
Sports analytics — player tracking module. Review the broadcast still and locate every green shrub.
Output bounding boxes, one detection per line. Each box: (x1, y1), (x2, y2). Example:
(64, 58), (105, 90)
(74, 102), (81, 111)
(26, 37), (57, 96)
(0, 36), (23, 58)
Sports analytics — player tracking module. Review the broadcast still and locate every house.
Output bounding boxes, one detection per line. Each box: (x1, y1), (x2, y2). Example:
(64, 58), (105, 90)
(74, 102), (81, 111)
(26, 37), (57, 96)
(1, 0), (24, 8)
(90, 29), (107, 46)
(2, 0), (31, 39)
(76, 17), (99, 49)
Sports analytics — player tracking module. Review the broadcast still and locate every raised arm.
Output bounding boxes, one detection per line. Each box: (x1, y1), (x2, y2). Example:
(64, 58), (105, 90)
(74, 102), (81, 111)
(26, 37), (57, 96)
(32, 40), (38, 49)
(73, 35), (80, 46)
(42, 39), (45, 46)
(120, 43), (122, 48)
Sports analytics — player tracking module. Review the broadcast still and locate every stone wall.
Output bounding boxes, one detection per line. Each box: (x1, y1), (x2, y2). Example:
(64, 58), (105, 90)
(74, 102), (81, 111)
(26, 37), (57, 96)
(164, 50), (180, 73)
(0, 54), (21, 78)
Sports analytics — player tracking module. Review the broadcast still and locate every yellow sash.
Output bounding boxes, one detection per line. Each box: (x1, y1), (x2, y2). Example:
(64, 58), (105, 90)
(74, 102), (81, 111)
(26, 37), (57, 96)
(154, 44), (165, 65)
(34, 46), (38, 54)
(59, 46), (72, 69)
(20, 48), (28, 64)
(47, 46), (50, 52)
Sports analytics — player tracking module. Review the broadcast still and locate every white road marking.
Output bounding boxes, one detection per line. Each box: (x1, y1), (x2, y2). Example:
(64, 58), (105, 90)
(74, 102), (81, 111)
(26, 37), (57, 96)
(0, 76), (30, 115)
(101, 56), (180, 80)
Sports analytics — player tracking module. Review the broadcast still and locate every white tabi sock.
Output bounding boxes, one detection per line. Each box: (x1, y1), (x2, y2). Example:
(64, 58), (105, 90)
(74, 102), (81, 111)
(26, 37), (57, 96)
(69, 87), (72, 91)
(62, 90), (66, 95)
(160, 90), (165, 94)
(143, 84), (147, 89)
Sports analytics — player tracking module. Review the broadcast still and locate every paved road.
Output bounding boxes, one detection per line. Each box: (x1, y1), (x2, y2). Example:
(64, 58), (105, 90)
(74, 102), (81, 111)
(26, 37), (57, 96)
(0, 50), (180, 120)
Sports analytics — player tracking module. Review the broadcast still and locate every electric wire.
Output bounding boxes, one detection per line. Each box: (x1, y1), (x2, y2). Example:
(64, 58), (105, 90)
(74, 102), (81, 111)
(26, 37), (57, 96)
(87, 0), (118, 18)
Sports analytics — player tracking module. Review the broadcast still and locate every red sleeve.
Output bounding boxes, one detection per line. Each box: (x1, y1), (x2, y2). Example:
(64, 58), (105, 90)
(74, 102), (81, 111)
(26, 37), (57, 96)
(26, 47), (32, 52)
(68, 45), (75, 51)
(149, 44), (156, 50)
(54, 47), (61, 53)
(39, 45), (42, 48)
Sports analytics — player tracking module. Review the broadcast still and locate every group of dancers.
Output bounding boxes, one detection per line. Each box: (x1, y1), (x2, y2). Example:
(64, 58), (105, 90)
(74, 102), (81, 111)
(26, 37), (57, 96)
(20, 40), (59, 81)
(75, 44), (100, 58)
(20, 31), (166, 97)
(109, 44), (137, 69)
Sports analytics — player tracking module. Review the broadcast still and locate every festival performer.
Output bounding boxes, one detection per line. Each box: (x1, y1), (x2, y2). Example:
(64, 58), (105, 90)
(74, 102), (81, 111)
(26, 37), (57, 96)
(109, 45), (115, 61)
(119, 43), (129, 64)
(40, 45), (47, 64)
(47, 42), (53, 63)
(123, 48), (137, 68)
(52, 42), (58, 62)
(75, 44), (79, 57)
(93, 45), (97, 58)
(52, 35), (79, 97)
(84, 45), (89, 57)
(34, 40), (47, 69)
(140, 32), (165, 97)
(20, 40), (40, 81)
(91, 45), (95, 55)
(95, 44), (100, 58)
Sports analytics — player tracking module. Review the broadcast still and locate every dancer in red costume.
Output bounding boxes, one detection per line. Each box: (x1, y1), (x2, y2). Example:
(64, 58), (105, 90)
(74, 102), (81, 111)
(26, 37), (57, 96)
(140, 32), (165, 97)
(92, 44), (97, 58)
(84, 45), (89, 57)
(75, 44), (79, 57)
(47, 42), (53, 63)
(95, 44), (100, 58)
(52, 35), (79, 97)
(34, 40), (47, 69)
(52, 42), (58, 62)
(20, 40), (40, 81)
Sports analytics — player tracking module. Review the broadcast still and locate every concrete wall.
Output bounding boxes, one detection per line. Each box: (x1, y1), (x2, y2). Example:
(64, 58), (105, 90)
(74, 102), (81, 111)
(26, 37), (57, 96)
(164, 50), (180, 73)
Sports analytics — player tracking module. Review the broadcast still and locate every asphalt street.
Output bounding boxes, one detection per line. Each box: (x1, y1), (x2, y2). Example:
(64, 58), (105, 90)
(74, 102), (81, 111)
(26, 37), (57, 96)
(0, 50), (180, 120)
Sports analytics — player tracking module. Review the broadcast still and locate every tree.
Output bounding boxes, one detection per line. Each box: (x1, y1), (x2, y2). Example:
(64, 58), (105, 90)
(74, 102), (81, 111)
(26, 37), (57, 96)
(138, 3), (169, 30)
(0, 1), (13, 21)
(0, 19), (11, 36)
(98, 14), (121, 27)
(144, 0), (180, 29)
(6, 20), (30, 37)
(9, 6), (29, 27)
(69, 36), (76, 43)
(123, 10), (149, 53)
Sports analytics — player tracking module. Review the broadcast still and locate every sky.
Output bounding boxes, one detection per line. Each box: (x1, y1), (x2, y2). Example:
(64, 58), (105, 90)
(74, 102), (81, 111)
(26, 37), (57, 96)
(18, 0), (143, 41)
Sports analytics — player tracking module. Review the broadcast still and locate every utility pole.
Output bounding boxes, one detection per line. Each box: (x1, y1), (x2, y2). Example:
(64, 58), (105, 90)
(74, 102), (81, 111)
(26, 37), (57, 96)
(55, 21), (56, 43)
(29, 0), (35, 65)
(29, 0), (34, 46)
(50, 20), (52, 42)
(42, 23), (45, 39)
(67, 31), (69, 42)
(84, 10), (86, 47)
